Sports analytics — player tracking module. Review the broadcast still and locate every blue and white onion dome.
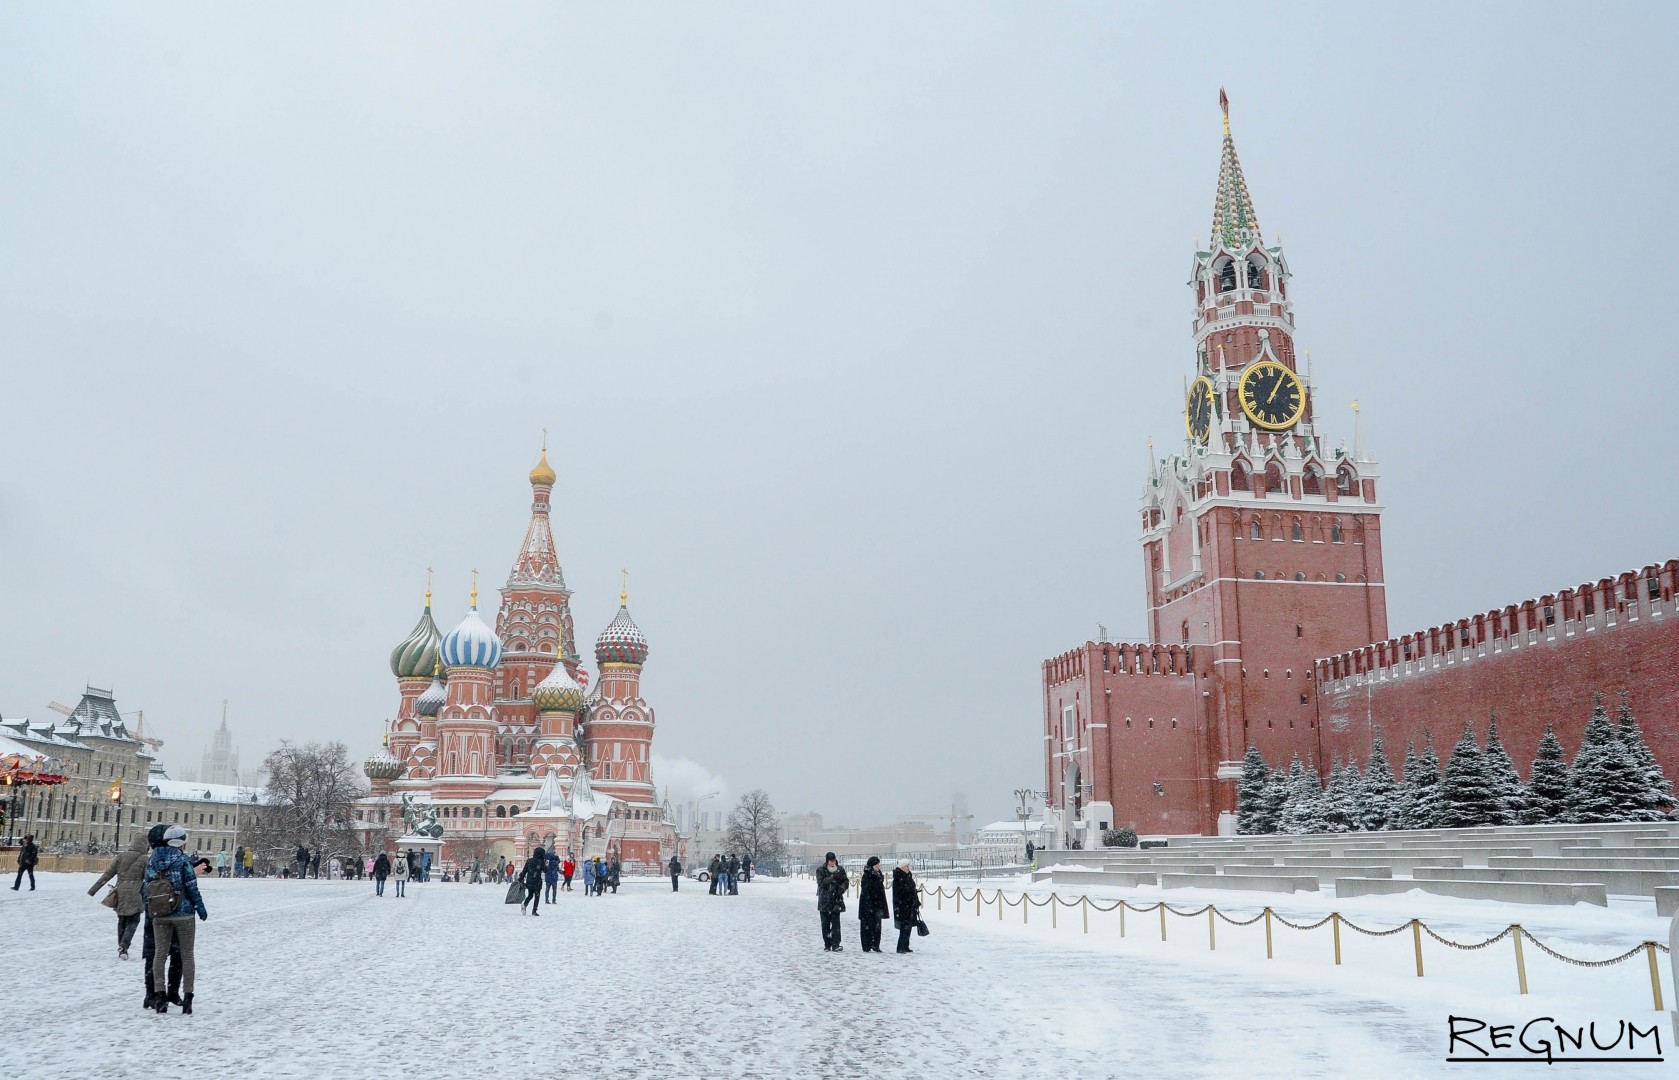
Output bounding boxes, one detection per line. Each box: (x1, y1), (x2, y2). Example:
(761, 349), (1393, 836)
(440, 604), (503, 670)
(595, 605), (649, 666)
(363, 750), (402, 781)
(414, 673), (447, 717)
(530, 660), (584, 714)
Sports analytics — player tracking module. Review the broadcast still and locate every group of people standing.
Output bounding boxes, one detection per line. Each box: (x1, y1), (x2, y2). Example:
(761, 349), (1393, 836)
(815, 853), (922, 954)
(86, 822), (211, 1015)
(705, 852), (750, 895)
(369, 850), (416, 897)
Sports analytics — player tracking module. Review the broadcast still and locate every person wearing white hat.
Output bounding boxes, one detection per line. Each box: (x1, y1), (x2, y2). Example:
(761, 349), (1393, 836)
(143, 825), (208, 1014)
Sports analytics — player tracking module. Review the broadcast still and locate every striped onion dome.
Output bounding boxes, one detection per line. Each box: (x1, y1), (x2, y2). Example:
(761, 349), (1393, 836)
(362, 750), (402, 781)
(440, 606), (502, 670)
(530, 661), (584, 714)
(414, 674), (447, 717)
(389, 605), (441, 679)
(594, 605), (648, 666)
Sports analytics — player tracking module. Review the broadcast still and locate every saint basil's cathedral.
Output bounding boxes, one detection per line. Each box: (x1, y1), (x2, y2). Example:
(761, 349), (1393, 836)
(356, 447), (678, 867)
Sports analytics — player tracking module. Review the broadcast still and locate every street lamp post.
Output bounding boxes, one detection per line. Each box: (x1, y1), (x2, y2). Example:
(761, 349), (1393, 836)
(693, 791), (719, 858)
(1013, 788), (1043, 864)
(110, 780), (124, 851)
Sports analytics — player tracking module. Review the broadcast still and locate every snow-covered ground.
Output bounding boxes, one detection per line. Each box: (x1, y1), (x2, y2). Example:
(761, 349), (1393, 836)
(3, 871), (1671, 1078)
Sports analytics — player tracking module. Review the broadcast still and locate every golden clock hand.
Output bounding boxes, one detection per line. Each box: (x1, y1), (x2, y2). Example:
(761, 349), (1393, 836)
(1266, 371), (1284, 406)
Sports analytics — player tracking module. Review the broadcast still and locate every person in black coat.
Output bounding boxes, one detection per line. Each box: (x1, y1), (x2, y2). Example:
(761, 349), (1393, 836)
(726, 854), (740, 895)
(519, 847), (548, 916)
(857, 856), (889, 952)
(668, 854), (682, 892)
(892, 860), (922, 954)
(10, 835), (38, 891)
(815, 852), (849, 951)
(372, 852), (391, 896)
(294, 844), (309, 880)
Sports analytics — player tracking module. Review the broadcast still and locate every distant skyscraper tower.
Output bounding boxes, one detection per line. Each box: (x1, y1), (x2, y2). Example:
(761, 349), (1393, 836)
(199, 702), (242, 786)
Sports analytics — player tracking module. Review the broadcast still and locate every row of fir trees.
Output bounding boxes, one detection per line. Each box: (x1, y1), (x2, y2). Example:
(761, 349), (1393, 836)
(1235, 694), (1673, 834)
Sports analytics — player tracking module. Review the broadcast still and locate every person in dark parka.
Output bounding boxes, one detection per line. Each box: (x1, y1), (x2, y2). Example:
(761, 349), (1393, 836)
(815, 852), (849, 951)
(668, 854), (682, 892)
(140, 824), (183, 1008)
(11, 834), (38, 891)
(372, 852), (391, 896)
(543, 852), (560, 904)
(726, 853), (741, 895)
(892, 859), (922, 954)
(857, 856), (889, 952)
(708, 854), (722, 895)
(520, 847), (547, 916)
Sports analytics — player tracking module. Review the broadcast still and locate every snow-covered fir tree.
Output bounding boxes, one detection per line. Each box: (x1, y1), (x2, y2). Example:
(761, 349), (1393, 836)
(1403, 733), (1444, 829)
(1259, 769), (1291, 835)
(1236, 745), (1273, 834)
(1437, 722), (1500, 828)
(1614, 692), (1674, 821)
(1567, 694), (1644, 823)
(1525, 723), (1570, 824)
(1361, 730), (1398, 831)
(1391, 741), (1422, 829)
(1321, 753), (1366, 832)
(1278, 754), (1327, 834)
(1481, 713), (1528, 826)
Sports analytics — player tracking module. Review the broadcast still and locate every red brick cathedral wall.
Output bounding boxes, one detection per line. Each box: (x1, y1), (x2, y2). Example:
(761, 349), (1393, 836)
(1314, 563), (1679, 782)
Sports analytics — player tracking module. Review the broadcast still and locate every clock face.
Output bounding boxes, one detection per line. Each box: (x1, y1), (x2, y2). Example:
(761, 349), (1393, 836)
(1185, 375), (1216, 443)
(1238, 361), (1306, 431)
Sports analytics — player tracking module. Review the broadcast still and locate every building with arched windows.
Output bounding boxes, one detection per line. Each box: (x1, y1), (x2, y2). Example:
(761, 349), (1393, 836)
(1041, 93), (1679, 841)
(353, 448), (679, 869)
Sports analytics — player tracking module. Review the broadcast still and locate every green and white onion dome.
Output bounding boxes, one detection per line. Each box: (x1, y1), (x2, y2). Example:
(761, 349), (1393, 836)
(414, 674), (447, 717)
(530, 661), (584, 713)
(363, 750), (402, 781)
(389, 605), (441, 679)
(594, 606), (649, 666)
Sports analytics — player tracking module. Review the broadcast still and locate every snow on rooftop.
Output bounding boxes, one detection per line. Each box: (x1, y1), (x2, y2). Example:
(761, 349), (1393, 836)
(147, 778), (261, 804)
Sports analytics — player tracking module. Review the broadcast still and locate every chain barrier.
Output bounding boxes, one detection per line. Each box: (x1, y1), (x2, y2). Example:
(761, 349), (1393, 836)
(917, 883), (1671, 1009)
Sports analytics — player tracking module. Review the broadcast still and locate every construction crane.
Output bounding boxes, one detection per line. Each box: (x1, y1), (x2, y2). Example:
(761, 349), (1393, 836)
(123, 710), (164, 751)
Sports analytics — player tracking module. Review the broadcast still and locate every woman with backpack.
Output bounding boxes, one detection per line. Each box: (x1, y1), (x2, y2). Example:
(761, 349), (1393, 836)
(143, 825), (207, 1014)
(392, 851), (410, 897)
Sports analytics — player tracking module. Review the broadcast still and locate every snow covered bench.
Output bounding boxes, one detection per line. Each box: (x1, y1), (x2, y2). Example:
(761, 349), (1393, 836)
(1335, 876), (1608, 907)
(1159, 873), (1320, 894)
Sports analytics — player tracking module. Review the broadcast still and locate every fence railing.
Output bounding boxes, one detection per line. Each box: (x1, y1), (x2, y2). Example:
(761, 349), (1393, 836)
(919, 884), (1671, 1011)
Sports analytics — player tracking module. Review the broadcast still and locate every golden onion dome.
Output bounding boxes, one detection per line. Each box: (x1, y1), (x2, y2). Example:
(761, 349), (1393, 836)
(529, 446), (557, 487)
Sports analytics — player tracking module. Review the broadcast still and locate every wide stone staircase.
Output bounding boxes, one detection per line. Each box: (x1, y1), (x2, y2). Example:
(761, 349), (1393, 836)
(1035, 822), (1679, 908)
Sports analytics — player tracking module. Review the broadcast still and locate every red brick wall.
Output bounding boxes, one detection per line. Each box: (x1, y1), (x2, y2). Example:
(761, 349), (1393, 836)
(1316, 599), (1679, 782)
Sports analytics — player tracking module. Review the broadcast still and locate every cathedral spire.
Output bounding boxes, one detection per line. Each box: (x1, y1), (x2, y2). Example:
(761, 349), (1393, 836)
(1211, 88), (1261, 248)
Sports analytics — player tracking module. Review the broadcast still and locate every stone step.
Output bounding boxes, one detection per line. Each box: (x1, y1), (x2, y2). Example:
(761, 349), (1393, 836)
(1335, 877), (1608, 907)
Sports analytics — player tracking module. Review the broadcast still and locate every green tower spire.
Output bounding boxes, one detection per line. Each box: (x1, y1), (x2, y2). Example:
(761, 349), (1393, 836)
(1211, 88), (1261, 248)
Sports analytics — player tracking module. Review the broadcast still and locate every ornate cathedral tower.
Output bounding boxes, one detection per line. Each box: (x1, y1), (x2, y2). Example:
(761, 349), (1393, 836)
(586, 587), (657, 804)
(434, 578), (502, 800)
(1142, 90), (1388, 807)
(387, 589), (441, 783)
(493, 443), (578, 769)
(528, 650), (584, 777)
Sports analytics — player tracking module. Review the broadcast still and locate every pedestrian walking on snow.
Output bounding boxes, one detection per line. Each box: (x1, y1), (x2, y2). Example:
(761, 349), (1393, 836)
(393, 852), (409, 897)
(608, 856), (621, 894)
(816, 852), (849, 951)
(11, 835), (38, 891)
(373, 852), (391, 896)
(144, 825), (207, 1014)
(668, 854), (681, 892)
(215, 849), (229, 878)
(520, 847), (547, 915)
(242, 847), (253, 877)
(858, 856), (888, 953)
(562, 853), (576, 891)
(892, 860), (922, 954)
(89, 832), (149, 957)
(743, 856), (752, 883)
(708, 854), (722, 895)
(727, 854), (740, 895)
(544, 852), (560, 904)
(582, 856), (596, 895)
(139, 825), (183, 1009)
(293, 844), (309, 880)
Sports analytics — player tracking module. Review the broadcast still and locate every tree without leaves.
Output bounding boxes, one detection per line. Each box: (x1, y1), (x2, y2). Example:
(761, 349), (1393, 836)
(724, 789), (786, 873)
(241, 741), (364, 860)
(1525, 724), (1570, 824)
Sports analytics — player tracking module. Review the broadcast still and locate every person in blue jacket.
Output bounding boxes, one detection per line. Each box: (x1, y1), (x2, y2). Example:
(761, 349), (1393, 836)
(582, 855), (597, 896)
(144, 825), (208, 1014)
(543, 850), (560, 904)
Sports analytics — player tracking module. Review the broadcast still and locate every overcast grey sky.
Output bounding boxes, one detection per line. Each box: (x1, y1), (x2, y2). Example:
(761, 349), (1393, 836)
(3, 4), (1674, 828)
